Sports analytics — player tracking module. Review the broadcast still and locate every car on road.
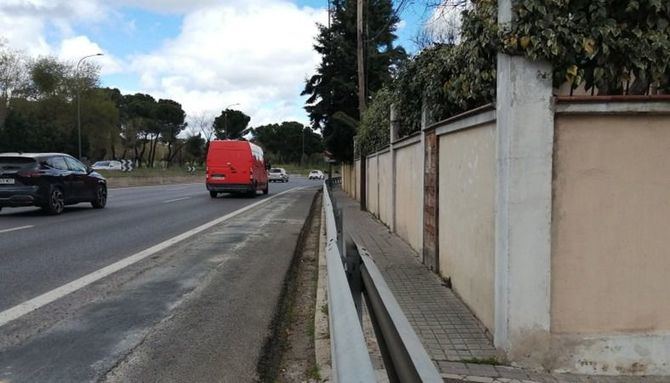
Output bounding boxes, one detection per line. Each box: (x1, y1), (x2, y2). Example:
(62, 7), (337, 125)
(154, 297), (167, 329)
(206, 140), (269, 198)
(308, 170), (324, 180)
(0, 153), (107, 215)
(92, 160), (123, 171)
(268, 168), (289, 183)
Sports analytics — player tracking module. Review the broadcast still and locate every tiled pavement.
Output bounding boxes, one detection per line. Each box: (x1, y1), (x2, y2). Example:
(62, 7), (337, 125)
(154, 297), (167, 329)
(332, 189), (667, 383)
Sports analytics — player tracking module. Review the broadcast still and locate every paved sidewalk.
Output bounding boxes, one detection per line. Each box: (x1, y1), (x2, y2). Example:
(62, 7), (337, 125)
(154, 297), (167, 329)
(333, 189), (666, 383)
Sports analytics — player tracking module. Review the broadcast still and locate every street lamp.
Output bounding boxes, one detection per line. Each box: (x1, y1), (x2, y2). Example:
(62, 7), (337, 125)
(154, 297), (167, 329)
(76, 53), (103, 160)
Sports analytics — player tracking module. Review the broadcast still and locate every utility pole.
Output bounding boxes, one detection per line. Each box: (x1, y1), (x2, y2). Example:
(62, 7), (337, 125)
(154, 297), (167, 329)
(357, 0), (366, 115)
(357, 0), (367, 211)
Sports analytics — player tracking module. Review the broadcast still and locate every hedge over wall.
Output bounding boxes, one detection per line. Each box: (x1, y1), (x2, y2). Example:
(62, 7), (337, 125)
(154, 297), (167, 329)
(355, 0), (670, 156)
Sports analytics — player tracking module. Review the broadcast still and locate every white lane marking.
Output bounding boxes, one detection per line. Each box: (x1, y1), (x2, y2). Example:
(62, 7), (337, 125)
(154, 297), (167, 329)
(0, 186), (305, 328)
(109, 183), (201, 191)
(163, 197), (191, 203)
(0, 225), (34, 234)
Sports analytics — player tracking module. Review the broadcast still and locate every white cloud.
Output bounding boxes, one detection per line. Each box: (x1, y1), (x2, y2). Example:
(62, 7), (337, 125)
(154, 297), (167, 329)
(129, 1), (326, 125)
(115, 0), (223, 14)
(0, 0), (327, 126)
(0, 0), (108, 55)
(58, 36), (124, 75)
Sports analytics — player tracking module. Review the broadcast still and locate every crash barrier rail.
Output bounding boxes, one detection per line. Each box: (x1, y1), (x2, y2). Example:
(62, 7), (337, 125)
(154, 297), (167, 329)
(322, 183), (377, 382)
(323, 183), (442, 383)
(326, 176), (342, 186)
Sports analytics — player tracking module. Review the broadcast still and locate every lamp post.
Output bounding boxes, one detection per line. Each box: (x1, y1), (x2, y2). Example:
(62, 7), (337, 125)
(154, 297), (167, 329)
(223, 102), (240, 139)
(76, 53), (103, 160)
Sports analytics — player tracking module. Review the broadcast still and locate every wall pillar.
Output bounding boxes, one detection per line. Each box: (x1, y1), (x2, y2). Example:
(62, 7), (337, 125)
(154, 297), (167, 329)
(494, 0), (555, 360)
(389, 104), (400, 232)
(419, 107), (428, 257)
(422, 126), (439, 272)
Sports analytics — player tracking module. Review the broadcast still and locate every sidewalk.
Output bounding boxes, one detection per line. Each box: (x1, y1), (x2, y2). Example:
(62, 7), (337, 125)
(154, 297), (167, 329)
(333, 189), (665, 383)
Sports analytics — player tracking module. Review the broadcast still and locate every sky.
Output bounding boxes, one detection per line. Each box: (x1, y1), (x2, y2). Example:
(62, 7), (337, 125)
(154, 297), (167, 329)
(0, 0), (437, 128)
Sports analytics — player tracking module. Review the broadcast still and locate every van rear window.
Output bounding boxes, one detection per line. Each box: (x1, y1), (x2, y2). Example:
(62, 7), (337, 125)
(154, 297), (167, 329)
(0, 157), (37, 171)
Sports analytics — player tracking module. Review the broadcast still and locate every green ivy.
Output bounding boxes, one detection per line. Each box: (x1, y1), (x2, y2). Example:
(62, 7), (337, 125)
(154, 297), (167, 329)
(503, 0), (670, 94)
(356, 0), (670, 153)
(357, 87), (393, 156)
(403, 1), (498, 136)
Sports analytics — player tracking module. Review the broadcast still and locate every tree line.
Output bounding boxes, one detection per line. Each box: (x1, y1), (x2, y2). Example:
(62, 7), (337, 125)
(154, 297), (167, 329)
(304, 0), (670, 161)
(0, 45), (324, 167)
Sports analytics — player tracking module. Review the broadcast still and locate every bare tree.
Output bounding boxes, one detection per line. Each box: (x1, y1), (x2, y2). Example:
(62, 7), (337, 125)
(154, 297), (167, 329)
(188, 111), (216, 142)
(0, 43), (28, 106)
(411, 0), (470, 48)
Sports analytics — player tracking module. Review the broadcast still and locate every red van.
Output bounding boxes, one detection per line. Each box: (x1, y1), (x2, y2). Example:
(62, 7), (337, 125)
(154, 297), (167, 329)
(206, 140), (269, 197)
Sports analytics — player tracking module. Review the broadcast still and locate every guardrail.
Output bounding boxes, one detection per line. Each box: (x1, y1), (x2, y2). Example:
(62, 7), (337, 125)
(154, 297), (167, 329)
(323, 183), (442, 383)
(323, 184), (376, 383)
(326, 176), (342, 186)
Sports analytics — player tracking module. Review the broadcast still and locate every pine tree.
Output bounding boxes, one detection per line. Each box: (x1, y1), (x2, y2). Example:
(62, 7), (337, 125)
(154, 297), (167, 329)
(302, 0), (405, 162)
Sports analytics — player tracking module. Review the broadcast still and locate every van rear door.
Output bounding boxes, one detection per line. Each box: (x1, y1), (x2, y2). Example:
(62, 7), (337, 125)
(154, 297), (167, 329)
(208, 144), (251, 184)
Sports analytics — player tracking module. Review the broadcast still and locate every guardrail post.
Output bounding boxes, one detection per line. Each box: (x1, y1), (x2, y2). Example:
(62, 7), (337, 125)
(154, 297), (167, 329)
(345, 236), (363, 319)
(335, 208), (344, 255)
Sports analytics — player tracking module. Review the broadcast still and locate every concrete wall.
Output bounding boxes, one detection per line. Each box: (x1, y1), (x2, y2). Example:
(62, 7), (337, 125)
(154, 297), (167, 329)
(552, 113), (670, 334)
(341, 164), (350, 196)
(343, 163), (356, 198)
(354, 159), (361, 201)
(394, 141), (423, 253)
(366, 156), (379, 217)
(378, 152), (393, 226)
(438, 122), (496, 331)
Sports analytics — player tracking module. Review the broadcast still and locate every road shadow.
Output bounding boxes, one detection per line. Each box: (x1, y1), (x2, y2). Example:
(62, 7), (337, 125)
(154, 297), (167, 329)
(0, 205), (97, 218)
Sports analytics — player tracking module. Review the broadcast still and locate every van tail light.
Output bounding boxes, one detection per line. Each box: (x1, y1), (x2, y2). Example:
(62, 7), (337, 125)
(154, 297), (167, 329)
(249, 169), (254, 180)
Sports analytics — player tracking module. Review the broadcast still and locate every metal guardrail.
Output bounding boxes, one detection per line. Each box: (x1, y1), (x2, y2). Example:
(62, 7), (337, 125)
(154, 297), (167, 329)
(323, 183), (442, 383)
(325, 176), (342, 187)
(323, 184), (376, 383)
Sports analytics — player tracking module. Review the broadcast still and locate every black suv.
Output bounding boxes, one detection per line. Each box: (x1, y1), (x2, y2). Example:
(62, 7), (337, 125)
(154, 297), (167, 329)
(0, 153), (107, 215)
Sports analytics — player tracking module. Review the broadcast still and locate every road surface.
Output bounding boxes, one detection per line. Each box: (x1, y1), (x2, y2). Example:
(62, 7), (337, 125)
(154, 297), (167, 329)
(0, 177), (320, 382)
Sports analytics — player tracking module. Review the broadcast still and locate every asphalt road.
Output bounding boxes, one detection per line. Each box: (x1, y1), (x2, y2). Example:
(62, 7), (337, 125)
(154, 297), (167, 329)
(0, 177), (320, 382)
(0, 177), (314, 311)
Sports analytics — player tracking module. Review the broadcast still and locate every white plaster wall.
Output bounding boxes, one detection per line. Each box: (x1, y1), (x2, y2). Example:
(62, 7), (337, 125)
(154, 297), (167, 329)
(341, 164), (349, 195)
(439, 123), (496, 332)
(367, 156), (379, 217)
(394, 142), (422, 253)
(378, 152), (392, 227)
(354, 159), (360, 201)
(545, 113), (670, 375)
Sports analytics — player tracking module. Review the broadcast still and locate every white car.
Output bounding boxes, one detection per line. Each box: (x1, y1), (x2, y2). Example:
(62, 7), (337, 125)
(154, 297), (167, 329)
(268, 168), (289, 182)
(91, 160), (123, 171)
(308, 170), (324, 180)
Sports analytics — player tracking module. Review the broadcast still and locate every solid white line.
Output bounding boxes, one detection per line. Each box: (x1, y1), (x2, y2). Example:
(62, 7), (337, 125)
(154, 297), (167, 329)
(108, 183), (201, 191)
(163, 197), (191, 203)
(0, 187), (304, 328)
(0, 225), (34, 234)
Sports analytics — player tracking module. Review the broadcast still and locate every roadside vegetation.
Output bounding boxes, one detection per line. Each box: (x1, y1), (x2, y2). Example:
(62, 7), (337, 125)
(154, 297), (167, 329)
(303, 1), (670, 160)
(0, 44), (325, 174)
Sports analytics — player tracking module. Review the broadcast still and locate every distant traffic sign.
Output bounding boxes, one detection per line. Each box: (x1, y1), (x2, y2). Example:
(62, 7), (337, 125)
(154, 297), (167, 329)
(120, 159), (134, 172)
